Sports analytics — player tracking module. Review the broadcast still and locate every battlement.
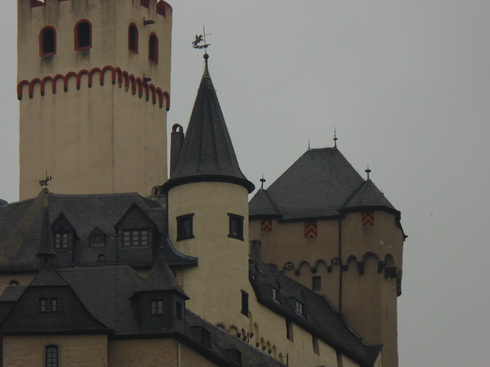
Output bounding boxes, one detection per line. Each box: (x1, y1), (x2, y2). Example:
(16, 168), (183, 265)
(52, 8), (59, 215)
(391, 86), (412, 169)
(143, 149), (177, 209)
(28, 0), (172, 16)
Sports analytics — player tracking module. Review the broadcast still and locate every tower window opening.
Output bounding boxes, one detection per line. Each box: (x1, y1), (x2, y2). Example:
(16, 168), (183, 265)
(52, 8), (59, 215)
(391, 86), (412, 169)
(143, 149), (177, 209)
(228, 214), (244, 241)
(241, 290), (249, 317)
(149, 33), (158, 64)
(75, 20), (92, 50)
(40, 26), (56, 57)
(177, 214), (194, 241)
(312, 276), (321, 291)
(128, 23), (139, 54)
(30, 0), (45, 8)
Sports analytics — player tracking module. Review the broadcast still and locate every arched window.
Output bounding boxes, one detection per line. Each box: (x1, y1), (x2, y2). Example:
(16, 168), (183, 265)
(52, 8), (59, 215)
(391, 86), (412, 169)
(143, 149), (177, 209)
(128, 23), (138, 54)
(45, 345), (59, 367)
(74, 20), (92, 50)
(39, 26), (56, 57)
(149, 33), (158, 64)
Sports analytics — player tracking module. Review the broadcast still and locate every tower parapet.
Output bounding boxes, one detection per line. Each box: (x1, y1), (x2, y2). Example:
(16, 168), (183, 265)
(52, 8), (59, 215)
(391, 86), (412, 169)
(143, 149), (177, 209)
(18, 0), (172, 199)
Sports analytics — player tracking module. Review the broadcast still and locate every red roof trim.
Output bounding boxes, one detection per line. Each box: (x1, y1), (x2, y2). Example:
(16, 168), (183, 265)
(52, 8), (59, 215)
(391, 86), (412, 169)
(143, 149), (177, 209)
(17, 66), (170, 110)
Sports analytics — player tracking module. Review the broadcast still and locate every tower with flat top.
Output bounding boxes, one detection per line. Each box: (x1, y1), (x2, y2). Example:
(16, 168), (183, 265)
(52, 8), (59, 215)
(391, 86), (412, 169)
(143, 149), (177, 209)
(17, 0), (172, 199)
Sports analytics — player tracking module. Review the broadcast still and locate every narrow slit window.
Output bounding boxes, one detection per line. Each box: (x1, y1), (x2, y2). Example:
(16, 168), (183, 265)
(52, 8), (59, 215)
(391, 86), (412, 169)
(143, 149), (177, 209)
(75, 20), (92, 50)
(40, 26), (56, 57)
(128, 23), (138, 53)
(149, 33), (158, 64)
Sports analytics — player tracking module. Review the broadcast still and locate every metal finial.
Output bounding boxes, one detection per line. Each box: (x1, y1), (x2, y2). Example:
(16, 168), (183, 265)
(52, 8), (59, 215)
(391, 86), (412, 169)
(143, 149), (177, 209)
(39, 171), (52, 191)
(365, 166), (371, 180)
(192, 26), (212, 56)
(333, 128), (338, 148)
(260, 176), (266, 189)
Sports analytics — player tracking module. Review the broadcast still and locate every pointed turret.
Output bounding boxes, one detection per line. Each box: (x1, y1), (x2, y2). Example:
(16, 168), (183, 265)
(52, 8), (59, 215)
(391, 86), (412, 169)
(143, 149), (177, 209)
(164, 56), (253, 332)
(163, 59), (254, 193)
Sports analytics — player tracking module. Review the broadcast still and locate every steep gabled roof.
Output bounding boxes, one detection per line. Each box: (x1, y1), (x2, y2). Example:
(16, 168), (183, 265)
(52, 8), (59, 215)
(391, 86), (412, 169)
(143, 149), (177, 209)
(163, 59), (254, 193)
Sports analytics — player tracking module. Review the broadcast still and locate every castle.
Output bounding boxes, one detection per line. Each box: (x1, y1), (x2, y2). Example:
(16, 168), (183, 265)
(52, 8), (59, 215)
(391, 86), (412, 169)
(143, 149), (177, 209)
(0, 1), (405, 366)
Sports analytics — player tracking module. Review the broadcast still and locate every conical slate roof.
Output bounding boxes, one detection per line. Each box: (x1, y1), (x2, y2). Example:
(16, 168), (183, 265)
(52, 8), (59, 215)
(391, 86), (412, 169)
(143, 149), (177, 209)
(163, 60), (254, 193)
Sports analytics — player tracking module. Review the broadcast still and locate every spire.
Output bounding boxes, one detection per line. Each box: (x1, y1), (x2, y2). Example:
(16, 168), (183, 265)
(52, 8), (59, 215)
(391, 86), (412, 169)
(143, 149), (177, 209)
(36, 190), (56, 264)
(163, 56), (255, 193)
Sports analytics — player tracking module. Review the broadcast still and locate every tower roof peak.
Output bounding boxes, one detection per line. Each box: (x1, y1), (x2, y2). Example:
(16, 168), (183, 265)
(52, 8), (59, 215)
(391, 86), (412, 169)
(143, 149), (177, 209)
(163, 60), (254, 193)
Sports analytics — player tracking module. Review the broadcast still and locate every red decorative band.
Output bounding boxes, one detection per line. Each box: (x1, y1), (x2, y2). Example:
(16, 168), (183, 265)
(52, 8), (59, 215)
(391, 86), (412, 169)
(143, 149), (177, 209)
(17, 66), (171, 111)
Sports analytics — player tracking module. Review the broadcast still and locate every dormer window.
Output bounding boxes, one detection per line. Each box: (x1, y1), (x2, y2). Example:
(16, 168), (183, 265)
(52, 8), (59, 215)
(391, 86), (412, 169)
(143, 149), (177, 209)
(272, 287), (280, 303)
(295, 300), (305, 317)
(40, 297), (58, 313)
(122, 229), (149, 247)
(150, 299), (163, 315)
(75, 20), (92, 50)
(39, 26), (56, 57)
(228, 214), (244, 241)
(54, 232), (70, 250)
(90, 227), (105, 247)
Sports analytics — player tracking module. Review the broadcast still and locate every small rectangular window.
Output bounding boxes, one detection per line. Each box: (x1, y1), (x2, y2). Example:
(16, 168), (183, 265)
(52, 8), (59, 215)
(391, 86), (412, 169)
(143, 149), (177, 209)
(51, 298), (58, 312)
(312, 276), (321, 291)
(228, 214), (244, 241)
(122, 229), (149, 247)
(45, 345), (59, 367)
(40, 298), (47, 312)
(54, 232), (70, 250)
(177, 214), (194, 241)
(272, 287), (280, 303)
(150, 299), (163, 315)
(295, 300), (305, 317)
(241, 290), (249, 317)
(175, 302), (183, 320)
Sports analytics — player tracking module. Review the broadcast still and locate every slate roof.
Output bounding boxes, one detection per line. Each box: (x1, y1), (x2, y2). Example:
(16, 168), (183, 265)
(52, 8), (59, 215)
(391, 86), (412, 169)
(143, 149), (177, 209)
(250, 259), (381, 367)
(163, 60), (255, 193)
(133, 249), (188, 298)
(0, 191), (196, 270)
(249, 147), (398, 221)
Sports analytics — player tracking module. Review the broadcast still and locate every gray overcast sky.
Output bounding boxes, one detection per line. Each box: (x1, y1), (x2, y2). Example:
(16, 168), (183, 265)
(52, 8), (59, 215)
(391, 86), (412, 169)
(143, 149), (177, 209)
(1, 1), (490, 366)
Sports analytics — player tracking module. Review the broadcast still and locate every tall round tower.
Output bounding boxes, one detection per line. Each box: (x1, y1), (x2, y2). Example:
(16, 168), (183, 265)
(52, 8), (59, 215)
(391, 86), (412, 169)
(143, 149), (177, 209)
(18, 0), (172, 199)
(162, 57), (255, 329)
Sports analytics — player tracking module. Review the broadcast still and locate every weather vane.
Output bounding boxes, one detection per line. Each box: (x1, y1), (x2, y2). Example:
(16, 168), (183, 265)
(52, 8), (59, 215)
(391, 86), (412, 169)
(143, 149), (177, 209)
(192, 26), (212, 53)
(39, 171), (52, 190)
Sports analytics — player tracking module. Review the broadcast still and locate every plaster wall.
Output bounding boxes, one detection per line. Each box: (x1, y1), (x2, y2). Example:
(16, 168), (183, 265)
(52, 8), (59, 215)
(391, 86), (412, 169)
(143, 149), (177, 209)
(109, 338), (219, 367)
(18, 0), (171, 199)
(3, 334), (108, 367)
(168, 182), (251, 330)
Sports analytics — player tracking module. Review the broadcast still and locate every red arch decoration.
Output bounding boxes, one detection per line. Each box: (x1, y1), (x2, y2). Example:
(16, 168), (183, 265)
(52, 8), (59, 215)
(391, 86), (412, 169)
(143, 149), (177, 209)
(17, 66), (170, 110)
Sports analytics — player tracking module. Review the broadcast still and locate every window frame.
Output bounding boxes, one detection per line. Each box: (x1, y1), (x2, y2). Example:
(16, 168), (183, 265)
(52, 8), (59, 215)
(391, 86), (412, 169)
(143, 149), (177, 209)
(312, 276), (321, 291)
(54, 231), (70, 250)
(74, 19), (92, 51)
(176, 214), (194, 241)
(45, 344), (59, 367)
(122, 229), (149, 247)
(39, 26), (56, 57)
(128, 23), (139, 54)
(241, 290), (249, 317)
(150, 299), (163, 315)
(295, 300), (305, 317)
(272, 287), (280, 303)
(228, 213), (244, 241)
